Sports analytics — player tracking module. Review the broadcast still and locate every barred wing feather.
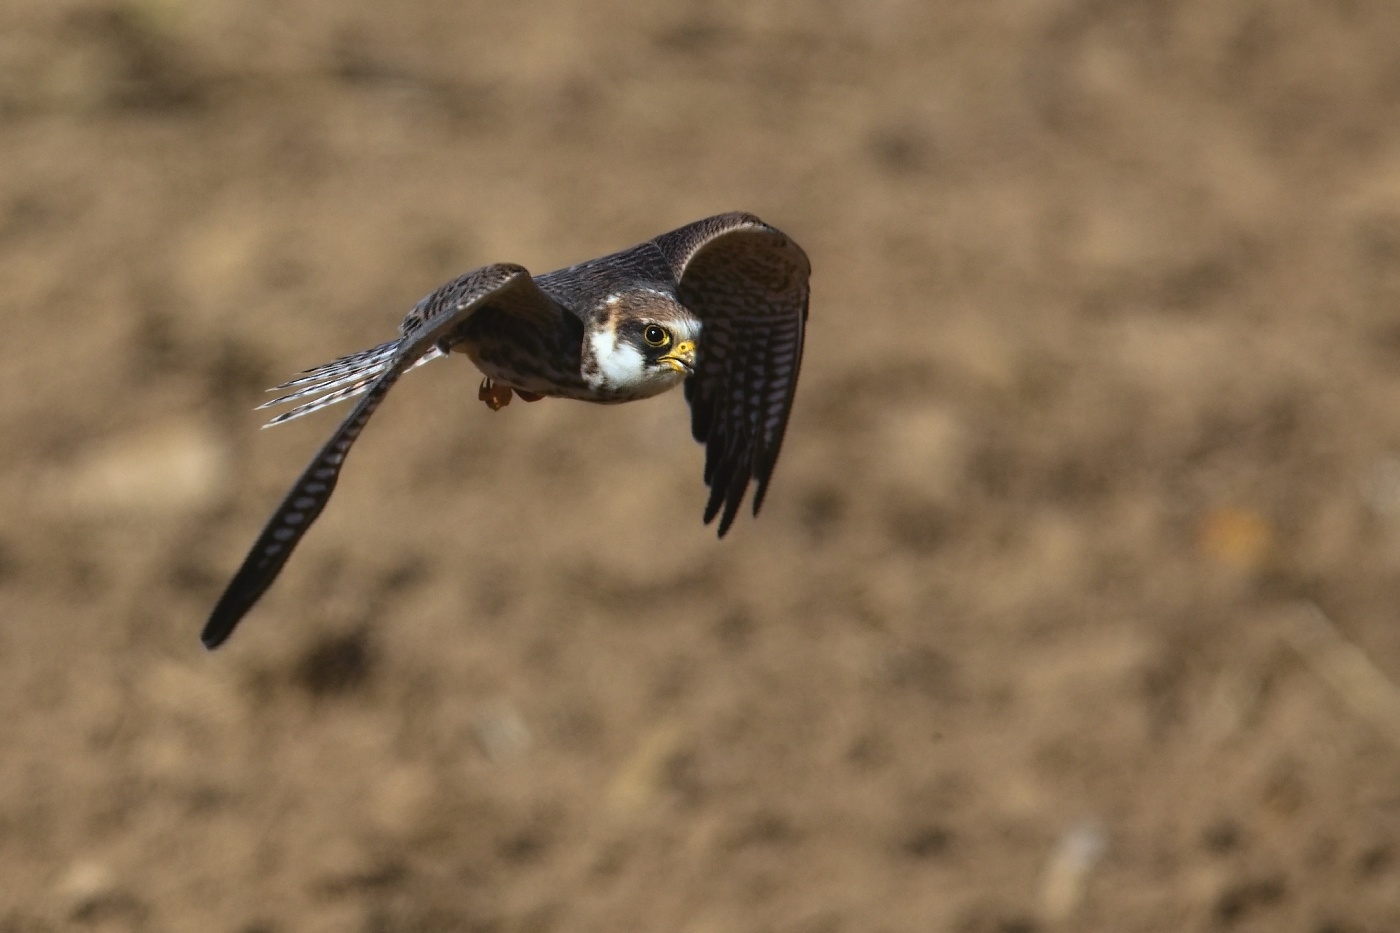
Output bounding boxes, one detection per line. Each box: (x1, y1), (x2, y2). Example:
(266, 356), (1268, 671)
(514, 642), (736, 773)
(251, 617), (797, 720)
(659, 213), (810, 536)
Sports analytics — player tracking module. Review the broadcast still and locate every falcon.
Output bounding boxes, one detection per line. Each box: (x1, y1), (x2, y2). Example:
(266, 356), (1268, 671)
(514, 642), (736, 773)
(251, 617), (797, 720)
(202, 212), (810, 648)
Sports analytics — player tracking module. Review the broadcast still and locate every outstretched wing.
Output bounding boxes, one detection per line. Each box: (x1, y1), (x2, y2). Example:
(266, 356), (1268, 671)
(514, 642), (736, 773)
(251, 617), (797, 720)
(654, 213), (811, 536)
(202, 263), (558, 649)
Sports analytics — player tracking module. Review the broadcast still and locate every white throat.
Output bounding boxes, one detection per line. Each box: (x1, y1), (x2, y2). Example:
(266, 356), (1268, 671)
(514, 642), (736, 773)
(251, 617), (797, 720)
(588, 327), (646, 391)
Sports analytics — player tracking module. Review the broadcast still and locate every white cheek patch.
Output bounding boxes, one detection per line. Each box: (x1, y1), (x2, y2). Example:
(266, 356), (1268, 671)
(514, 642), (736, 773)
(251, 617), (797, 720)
(589, 324), (617, 361)
(589, 327), (646, 389)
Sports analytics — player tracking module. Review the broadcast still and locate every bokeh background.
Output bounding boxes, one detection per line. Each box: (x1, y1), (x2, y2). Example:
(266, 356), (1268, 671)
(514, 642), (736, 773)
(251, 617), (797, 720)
(4, 0), (1400, 930)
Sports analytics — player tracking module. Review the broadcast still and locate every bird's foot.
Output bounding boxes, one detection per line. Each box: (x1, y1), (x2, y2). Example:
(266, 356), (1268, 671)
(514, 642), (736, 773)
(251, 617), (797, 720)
(478, 378), (513, 411)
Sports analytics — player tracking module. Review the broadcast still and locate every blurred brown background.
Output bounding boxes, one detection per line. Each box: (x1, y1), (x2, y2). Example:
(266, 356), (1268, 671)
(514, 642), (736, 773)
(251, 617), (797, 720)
(4, 0), (1400, 930)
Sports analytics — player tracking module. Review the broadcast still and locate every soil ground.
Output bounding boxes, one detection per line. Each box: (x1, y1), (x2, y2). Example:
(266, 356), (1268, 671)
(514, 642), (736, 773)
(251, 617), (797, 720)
(4, 1), (1400, 930)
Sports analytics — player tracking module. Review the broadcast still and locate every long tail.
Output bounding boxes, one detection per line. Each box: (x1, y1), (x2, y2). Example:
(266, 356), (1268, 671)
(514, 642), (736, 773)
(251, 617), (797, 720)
(257, 339), (444, 426)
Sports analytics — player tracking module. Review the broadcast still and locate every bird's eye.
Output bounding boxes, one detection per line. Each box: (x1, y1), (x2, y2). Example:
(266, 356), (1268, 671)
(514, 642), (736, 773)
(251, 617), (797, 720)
(643, 324), (670, 347)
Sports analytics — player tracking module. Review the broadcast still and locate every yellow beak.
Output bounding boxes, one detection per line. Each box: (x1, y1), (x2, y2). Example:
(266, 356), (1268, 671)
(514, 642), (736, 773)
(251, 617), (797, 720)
(660, 340), (697, 374)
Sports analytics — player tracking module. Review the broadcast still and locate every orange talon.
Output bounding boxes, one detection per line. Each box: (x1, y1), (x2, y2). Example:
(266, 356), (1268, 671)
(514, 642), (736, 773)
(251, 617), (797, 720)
(478, 378), (513, 411)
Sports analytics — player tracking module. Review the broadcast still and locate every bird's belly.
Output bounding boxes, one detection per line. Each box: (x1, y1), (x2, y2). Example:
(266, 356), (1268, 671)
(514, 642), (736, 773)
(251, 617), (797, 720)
(455, 342), (590, 400)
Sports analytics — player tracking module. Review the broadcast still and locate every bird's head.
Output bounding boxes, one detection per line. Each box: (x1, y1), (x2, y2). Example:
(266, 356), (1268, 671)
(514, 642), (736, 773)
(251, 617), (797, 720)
(586, 290), (700, 397)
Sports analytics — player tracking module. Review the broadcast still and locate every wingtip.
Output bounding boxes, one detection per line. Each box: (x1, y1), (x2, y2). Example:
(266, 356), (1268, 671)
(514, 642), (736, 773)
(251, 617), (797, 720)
(199, 617), (233, 651)
(717, 504), (740, 538)
(202, 580), (261, 648)
(750, 480), (769, 518)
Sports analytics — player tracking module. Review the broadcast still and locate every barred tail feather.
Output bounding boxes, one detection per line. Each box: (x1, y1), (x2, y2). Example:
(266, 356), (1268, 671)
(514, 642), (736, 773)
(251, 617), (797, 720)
(257, 339), (443, 427)
(272, 339), (402, 390)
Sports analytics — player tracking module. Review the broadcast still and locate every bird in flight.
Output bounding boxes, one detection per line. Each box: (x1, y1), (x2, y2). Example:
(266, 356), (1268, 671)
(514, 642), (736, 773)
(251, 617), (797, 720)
(202, 212), (810, 649)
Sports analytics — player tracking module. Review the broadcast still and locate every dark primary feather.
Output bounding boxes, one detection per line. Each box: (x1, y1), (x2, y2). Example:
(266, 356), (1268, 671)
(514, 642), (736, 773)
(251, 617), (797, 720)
(660, 213), (811, 536)
(202, 264), (556, 649)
